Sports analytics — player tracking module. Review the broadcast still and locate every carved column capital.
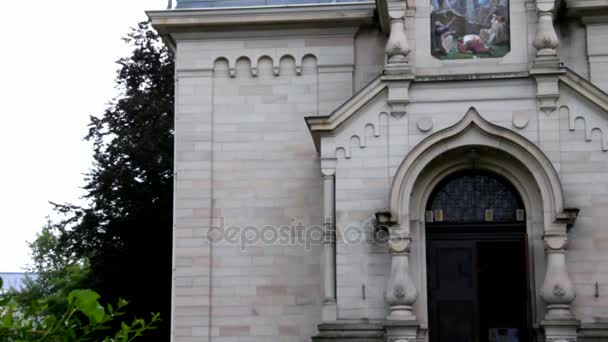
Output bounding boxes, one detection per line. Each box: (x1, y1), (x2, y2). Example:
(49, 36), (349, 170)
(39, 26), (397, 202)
(388, 232), (411, 255)
(544, 234), (568, 251)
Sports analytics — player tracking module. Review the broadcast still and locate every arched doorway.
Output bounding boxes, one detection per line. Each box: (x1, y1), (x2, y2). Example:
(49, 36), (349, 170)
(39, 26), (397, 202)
(425, 170), (532, 342)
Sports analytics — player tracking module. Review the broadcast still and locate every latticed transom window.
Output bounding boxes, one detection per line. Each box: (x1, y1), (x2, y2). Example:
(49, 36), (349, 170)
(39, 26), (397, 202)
(426, 171), (525, 223)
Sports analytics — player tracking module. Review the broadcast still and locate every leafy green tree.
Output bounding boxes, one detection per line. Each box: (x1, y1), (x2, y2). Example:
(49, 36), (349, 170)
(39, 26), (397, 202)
(16, 21), (174, 340)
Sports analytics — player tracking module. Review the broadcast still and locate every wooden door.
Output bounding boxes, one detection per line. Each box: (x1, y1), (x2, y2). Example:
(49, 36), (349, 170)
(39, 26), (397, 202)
(427, 240), (478, 342)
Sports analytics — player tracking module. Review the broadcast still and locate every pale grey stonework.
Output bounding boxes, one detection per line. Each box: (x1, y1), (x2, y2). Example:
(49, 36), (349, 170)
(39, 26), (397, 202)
(149, 0), (608, 340)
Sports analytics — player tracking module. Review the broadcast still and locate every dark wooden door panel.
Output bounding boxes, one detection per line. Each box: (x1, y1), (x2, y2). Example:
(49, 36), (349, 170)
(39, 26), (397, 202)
(426, 225), (531, 342)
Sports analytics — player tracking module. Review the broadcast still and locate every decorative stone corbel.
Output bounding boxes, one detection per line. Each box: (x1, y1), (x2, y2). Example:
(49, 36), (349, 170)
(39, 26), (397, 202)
(540, 232), (580, 342)
(530, 73), (562, 114)
(386, 80), (413, 118)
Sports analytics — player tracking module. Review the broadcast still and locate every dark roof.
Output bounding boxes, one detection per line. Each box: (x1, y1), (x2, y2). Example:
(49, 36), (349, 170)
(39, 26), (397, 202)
(176, 0), (368, 8)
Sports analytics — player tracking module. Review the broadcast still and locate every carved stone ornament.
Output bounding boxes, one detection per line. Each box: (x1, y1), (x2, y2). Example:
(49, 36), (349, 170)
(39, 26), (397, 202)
(553, 284), (566, 297)
(541, 233), (576, 320)
(386, 17), (410, 64)
(533, 11), (559, 55)
(394, 286), (407, 299)
(389, 236), (411, 254)
(385, 254), (417, 308)
(545, 234), (568, 251)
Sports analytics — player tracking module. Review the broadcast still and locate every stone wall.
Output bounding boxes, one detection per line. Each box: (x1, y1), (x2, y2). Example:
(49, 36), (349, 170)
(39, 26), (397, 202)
(171, 28), (375, 341)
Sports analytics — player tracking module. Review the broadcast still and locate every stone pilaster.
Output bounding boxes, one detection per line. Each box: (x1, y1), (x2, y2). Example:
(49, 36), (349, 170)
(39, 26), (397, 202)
(321, 158), (337, 321)
(540, 233), (580, 342)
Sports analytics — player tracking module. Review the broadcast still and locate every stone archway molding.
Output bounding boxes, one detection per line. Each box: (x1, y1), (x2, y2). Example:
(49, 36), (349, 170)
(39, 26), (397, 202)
(382, 107), (580, 342)
(389, 107), (577, 228)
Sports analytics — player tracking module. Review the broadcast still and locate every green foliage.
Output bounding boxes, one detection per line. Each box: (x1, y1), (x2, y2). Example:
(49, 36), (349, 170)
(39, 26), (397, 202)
(0, 279), (160, 342)
(13, 21), (174, 340)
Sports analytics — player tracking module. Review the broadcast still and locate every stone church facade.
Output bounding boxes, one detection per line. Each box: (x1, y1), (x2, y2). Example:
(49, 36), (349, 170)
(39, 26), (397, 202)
(148, 0), (608, 340)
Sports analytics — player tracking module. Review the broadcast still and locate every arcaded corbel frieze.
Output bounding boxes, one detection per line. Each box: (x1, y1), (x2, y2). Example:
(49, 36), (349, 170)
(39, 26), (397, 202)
(560, 105), (608, 151)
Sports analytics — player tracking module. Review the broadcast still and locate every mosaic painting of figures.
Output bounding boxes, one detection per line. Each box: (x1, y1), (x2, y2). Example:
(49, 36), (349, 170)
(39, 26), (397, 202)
(431, 0), (510, 59)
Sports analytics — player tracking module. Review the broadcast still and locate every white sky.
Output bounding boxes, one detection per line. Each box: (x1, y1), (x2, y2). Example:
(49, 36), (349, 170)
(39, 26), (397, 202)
(0, 0), (167, 272)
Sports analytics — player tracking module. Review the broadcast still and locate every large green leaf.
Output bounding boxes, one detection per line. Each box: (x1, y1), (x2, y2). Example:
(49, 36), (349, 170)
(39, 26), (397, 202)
(68, 289), (105, 325)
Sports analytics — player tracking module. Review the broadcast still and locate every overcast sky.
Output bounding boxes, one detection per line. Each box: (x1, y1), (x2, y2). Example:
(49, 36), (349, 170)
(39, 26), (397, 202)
(0, 0), (167, 272)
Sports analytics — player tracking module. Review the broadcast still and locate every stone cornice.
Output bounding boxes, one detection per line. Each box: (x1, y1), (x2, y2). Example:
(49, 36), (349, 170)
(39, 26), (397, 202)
(148, 2), (376, 51)
(566, 0), (608, 19)
(560, 68), (608, 112)
(305, 76), (387, 151)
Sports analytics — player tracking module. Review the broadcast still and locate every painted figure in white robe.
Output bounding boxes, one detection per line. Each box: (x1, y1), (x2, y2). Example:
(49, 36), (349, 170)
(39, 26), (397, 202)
(480, 13), (508, 45)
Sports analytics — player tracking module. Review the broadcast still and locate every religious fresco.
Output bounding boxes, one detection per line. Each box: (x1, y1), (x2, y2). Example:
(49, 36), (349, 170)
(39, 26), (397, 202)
(431, 0), (510, 59)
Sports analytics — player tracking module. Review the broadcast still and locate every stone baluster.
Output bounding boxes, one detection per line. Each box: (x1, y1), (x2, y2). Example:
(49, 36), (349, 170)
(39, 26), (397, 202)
(540, 233), (579, 342)
(532, 0), (560, 68)
(385, 226), (417, 320)
(383, 4), (414, 117)
(530, 0), (562, 113)
(321, 162), (337, 321)
(385, 16), (410, 66)
(383, 222), (419, 342)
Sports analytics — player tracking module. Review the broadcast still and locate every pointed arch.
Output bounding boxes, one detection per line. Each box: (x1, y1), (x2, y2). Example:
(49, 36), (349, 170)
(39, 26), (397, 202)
(389, 107), (574, 228)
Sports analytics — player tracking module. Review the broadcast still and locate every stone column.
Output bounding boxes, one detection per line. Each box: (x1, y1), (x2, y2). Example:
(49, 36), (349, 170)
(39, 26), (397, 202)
(540, 233), (579, 342)
(321, 161), (337, 321)
(384, 222), (418, 342)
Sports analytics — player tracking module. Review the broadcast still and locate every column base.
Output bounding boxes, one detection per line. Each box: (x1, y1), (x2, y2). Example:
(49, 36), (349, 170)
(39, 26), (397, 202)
(322, 301), (337, 322)
(386, 305), (416, 321)
(532, 53), (561, 71)
(313, 321), (384, 342)
(542, 318), (580, 342)
(384, 320), (419, 342)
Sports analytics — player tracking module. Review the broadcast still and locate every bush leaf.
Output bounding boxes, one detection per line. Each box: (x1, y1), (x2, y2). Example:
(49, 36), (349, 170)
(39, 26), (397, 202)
(68, 289), (105, 325)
